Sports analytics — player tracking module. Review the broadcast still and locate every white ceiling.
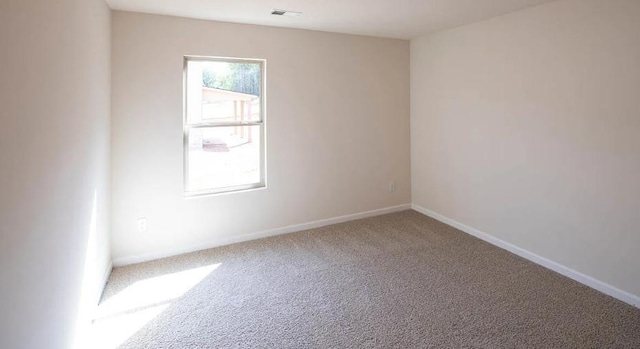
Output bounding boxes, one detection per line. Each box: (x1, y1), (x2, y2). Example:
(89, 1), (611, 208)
(106, 0), (557, 39)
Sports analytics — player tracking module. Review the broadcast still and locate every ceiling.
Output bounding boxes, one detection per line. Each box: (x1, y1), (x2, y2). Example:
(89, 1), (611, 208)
(106, 0), (557, 40)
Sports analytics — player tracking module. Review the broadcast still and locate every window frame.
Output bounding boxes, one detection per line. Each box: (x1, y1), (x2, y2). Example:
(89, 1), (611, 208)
(183, 55), (267, 197)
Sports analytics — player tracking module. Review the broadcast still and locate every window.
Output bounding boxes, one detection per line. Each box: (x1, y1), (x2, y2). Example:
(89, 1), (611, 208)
(184, 56), (266, 196)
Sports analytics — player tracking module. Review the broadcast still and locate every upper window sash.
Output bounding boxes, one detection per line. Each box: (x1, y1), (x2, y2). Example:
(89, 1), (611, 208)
(184, 56), (264, 127)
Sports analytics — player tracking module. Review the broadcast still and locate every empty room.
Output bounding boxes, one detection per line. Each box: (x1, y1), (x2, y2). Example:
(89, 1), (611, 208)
(2, 0), (640, 348)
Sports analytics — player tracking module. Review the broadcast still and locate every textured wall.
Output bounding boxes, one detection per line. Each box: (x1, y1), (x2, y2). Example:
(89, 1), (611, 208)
(0, 0), (112, 348)
(111, 12), (410, 262)
(411, 0), (640, 299)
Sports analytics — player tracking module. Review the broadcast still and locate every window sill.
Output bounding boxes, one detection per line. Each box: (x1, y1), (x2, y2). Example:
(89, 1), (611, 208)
(183, 183), (266, 199)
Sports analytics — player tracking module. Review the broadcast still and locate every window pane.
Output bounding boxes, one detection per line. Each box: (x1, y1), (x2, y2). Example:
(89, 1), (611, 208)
(187, 126), (262, 192)
(186, 60), (261, 124)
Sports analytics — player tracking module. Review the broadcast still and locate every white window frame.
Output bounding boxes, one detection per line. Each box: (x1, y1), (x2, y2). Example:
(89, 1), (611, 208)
(183, 56), (266, 197)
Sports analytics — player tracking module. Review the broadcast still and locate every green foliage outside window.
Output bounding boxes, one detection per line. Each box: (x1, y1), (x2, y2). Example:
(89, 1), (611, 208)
(202, 63), (260, 96)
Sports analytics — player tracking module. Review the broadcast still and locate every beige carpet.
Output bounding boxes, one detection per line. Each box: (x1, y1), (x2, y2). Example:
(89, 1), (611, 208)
(96, 210), (640, 348)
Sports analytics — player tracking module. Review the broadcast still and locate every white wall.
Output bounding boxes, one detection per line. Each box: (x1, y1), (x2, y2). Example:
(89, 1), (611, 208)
(0, 0), (111, 348)
(111, 12), (410, 263)
(411, 0), (640, 299)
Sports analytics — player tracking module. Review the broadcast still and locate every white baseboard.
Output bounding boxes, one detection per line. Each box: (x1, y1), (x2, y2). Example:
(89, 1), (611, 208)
(97, 261), (112, 303)
(113, 204), (412, 267)
(411, 204), (640, 308)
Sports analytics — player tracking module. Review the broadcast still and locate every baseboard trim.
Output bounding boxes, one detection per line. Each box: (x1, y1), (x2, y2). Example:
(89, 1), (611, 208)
(97, 261), (112, 303)
(411, 204), (640, 308)
(113, 204), (412, 267)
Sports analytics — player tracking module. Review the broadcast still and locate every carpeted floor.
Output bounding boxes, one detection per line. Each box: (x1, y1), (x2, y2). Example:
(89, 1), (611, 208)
(95, 210), (640, 348)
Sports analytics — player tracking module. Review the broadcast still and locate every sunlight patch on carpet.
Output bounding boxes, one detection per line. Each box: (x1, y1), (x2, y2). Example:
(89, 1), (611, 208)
(87, 263), (221, 349)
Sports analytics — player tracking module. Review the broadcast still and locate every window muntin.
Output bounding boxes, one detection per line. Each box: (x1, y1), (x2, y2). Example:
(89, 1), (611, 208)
(184, 57), (265, 196)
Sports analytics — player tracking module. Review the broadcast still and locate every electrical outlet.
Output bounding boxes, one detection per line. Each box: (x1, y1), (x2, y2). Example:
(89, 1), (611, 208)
(388, 181), (396, 192)
(137, 217), (147, 232)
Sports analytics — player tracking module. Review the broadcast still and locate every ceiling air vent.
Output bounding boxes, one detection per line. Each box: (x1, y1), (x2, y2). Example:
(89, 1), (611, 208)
(271, 9), (302, 17)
